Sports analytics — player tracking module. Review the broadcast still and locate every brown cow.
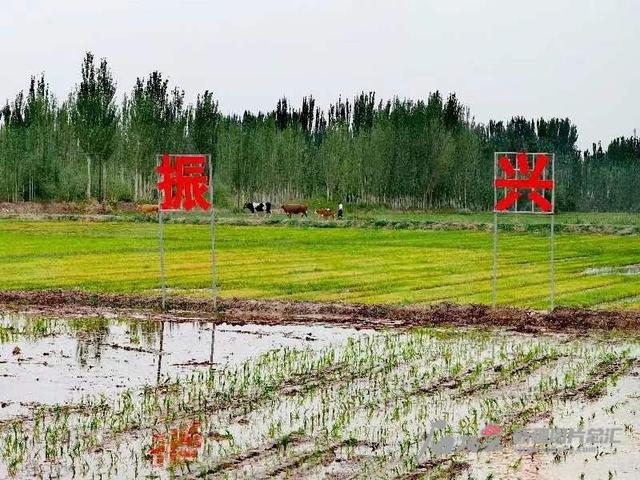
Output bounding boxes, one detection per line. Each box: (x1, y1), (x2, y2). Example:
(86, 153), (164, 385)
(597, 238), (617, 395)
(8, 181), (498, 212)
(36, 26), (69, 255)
(281, 203), (308, 217)
(137, 204), (159, 214)
(315, 208), (335, 219)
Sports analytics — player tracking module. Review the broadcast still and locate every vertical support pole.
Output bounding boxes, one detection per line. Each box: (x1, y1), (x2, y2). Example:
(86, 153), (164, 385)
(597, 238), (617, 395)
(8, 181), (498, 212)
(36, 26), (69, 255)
(550, 214), (555, 311)
(208, 154), (217, 363)
(208, 154), (217, 313)
(156, 154), (167, 312)
(492, 152), (498, 307)
(550, 153), (556, 311)
(492, 212), (498, 307)
(159, 209), (166, 311)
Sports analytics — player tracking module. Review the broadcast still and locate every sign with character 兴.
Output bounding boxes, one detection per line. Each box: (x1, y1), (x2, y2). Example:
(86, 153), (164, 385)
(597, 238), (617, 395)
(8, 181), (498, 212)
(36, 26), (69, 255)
(491, 151), (556, 310)
(493, 152), (554, 214)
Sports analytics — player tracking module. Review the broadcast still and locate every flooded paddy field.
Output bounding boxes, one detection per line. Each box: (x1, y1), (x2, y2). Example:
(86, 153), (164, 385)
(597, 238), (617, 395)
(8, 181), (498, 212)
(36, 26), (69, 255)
(0, 313), (363, 421)
(1, 308), (639, 479)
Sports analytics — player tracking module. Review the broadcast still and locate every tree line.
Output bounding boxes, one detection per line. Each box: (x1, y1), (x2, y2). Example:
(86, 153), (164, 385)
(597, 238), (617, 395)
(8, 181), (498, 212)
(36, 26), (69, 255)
(0, 53), (638, 212)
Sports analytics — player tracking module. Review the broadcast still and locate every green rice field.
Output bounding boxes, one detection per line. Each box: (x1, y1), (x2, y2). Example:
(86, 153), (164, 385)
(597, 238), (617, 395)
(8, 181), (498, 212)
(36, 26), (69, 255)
(1, 219), (639, 309)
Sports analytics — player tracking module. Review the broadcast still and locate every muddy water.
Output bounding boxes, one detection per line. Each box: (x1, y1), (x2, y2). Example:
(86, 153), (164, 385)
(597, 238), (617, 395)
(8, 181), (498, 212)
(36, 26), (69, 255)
(0, 313), (371, 420)
(464, 365), (640, 480)
(532, 371), (640, 480)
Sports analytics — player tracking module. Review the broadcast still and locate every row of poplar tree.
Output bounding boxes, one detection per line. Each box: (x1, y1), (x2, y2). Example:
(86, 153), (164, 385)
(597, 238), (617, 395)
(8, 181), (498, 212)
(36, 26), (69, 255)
(0, 53), (638, 211)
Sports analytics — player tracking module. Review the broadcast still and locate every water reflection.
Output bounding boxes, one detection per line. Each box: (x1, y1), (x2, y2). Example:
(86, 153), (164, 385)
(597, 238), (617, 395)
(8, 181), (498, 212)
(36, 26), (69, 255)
(210, 324), (216, 364)
(73, 318), (109, 367)
(147, 419), (203, 468)
(1, 314), (218, 380)
(66, 317), (162, 368)
(156, 321), (165, 384)
(155, 322), (216, 384)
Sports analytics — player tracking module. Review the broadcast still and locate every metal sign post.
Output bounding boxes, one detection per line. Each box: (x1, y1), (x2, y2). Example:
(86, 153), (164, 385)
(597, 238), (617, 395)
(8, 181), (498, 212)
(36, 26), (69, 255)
(207, 155), (217, 362)
(550, 214), (555, 309)
(492, 151), (556, 311)
(492, 211), (498, 307)
(156, 153), (216, 313)
(208, 155), (217, 312)
(549, 152), (556, 309)
(159, 209), (166, 311)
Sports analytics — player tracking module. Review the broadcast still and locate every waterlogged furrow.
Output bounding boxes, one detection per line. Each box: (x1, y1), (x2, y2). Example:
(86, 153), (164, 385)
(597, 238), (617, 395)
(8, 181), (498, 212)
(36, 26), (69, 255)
(0, 330), (462, 476)
(159, 337), (570, 477)
(0, 339), (552, 476)
(0, 329), (636, 479)
(131, 333), (531, 478)
(299, 345), (631, 479)
(377, 351), (636, 479)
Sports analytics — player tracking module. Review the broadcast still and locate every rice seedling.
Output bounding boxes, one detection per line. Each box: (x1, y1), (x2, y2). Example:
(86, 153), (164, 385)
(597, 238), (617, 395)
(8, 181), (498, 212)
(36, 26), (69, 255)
(1, 320), (636, 479)
(3, 219), (640, 308)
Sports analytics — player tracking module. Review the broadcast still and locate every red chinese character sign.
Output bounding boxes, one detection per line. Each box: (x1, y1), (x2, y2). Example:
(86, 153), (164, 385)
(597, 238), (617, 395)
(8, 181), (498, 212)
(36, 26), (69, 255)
(155, 153), (217, 313)
(156, 154), (211, 211)
(492, 151), (556, 311)
(493, 152), (555, 214)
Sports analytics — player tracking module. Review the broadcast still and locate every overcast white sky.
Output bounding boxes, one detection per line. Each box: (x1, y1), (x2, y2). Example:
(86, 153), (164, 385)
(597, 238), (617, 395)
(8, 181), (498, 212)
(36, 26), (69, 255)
(1, 0), (638, 149)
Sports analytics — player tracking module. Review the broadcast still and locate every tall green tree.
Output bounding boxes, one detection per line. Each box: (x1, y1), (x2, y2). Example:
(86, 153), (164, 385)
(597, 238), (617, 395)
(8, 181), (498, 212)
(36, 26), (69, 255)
(2, 52), (638, 212)
(191, 90), (220, 194)
(72, 52), (118, 201)
(123, 71), (190, 200)
(24, 75), (57, 199)
(191, 91), (219, 159)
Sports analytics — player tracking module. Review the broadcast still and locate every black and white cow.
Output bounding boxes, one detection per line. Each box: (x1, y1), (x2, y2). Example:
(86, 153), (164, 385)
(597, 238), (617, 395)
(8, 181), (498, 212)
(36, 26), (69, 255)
(243, 202), (272, 214)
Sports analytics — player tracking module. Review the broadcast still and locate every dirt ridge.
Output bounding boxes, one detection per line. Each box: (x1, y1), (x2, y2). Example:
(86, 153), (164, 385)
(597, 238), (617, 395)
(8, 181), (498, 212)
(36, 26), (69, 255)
(1, 290), (640, 332)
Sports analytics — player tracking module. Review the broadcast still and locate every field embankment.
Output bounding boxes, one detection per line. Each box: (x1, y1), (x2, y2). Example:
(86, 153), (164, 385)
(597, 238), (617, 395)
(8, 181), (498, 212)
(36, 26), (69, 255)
(3, 290), (640, 333)
(2, 201), (640, 235)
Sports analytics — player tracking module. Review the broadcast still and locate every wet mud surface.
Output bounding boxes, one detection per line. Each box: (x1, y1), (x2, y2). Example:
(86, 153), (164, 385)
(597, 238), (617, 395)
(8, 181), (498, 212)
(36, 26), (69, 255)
(2, 290), (640, 333)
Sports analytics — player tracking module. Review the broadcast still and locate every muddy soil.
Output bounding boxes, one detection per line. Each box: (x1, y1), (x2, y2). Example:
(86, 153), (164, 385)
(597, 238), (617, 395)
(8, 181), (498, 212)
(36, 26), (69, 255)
(1, 290), (640, 332)
(0, 201), (139, 215)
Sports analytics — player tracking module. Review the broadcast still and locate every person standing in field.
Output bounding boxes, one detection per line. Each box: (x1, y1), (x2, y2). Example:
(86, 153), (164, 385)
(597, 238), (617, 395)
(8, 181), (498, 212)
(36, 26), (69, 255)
(337, 203), (344, 218)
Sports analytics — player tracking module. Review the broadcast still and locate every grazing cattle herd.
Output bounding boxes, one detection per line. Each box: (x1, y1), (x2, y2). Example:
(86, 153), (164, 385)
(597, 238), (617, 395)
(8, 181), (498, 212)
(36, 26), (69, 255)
(140, 199), (342, 218)
(244, 201), (343, 219)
